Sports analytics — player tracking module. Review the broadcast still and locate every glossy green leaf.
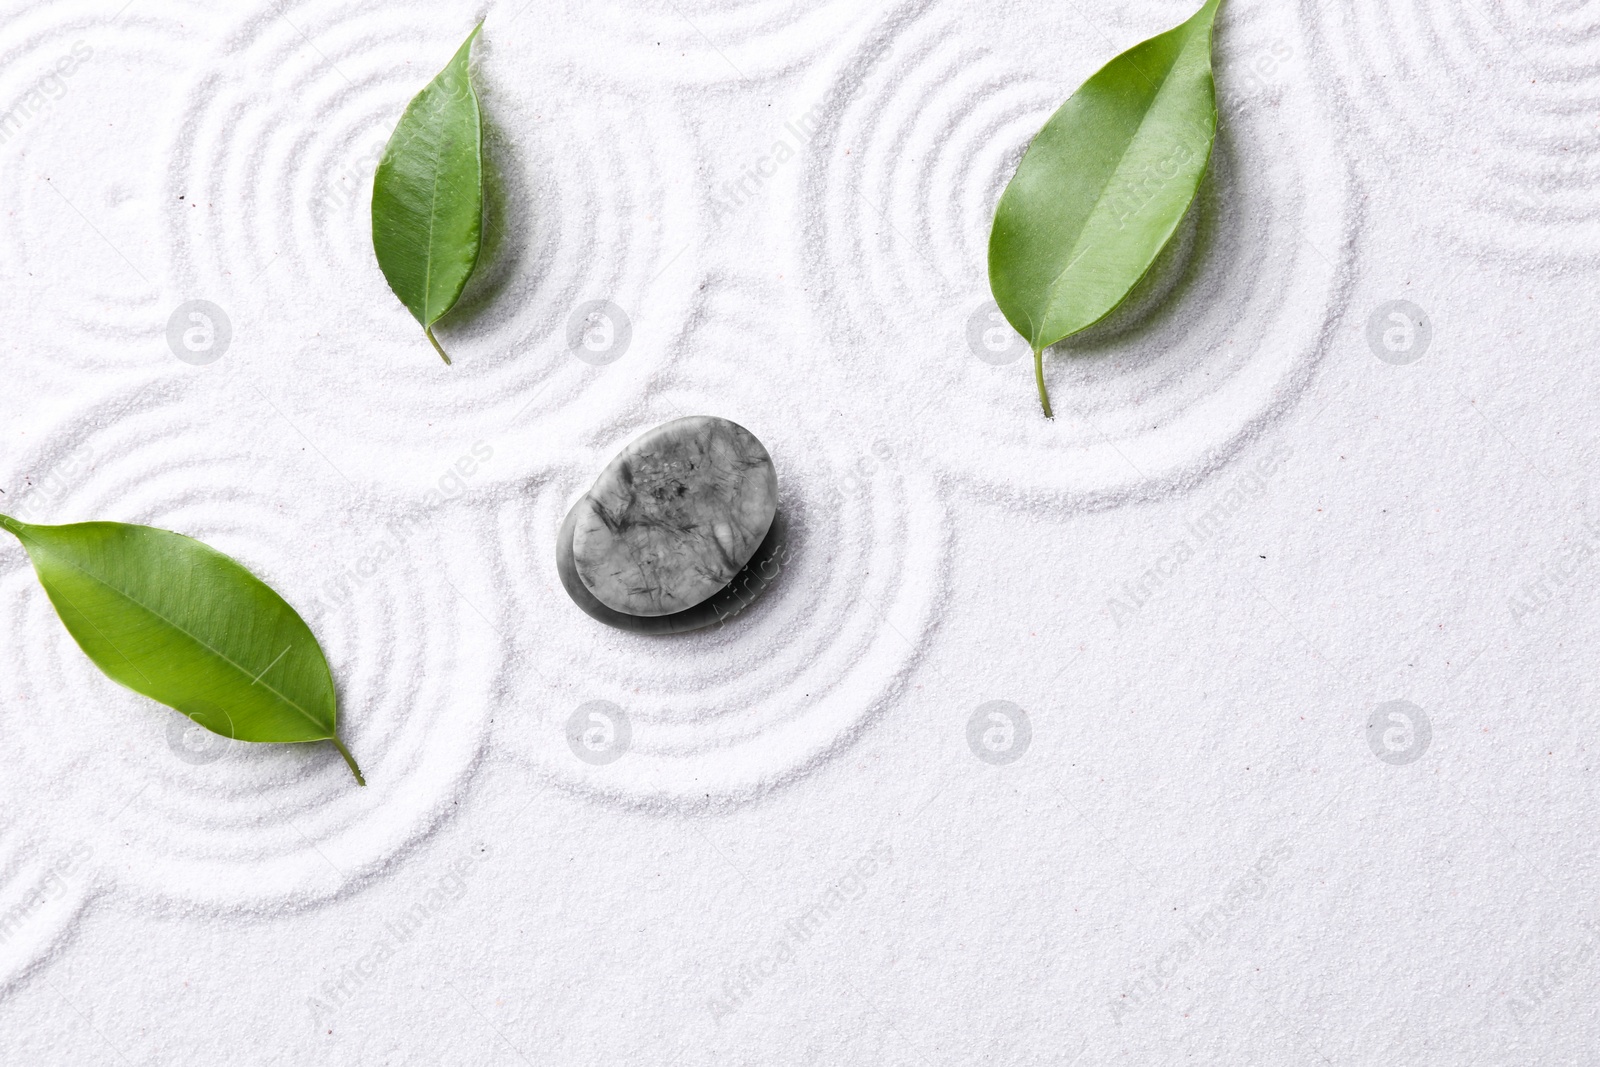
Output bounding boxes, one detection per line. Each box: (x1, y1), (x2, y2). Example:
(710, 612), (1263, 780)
(0, 515), (363, 784)
(372, 23), (485, 365)
(988, 0), (1222, 417)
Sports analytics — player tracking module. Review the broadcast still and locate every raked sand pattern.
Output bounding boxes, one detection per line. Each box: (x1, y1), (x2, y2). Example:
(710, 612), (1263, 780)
(0, 808), (93, 997)
(159, 1), (704, 483)
(0, 380), (495, 919)
(1303, 0), (1600, 268)
(780, 0), (1357, 507)
(492, 449), (946, 809)
(3, 0), (1327, 1005)
(487, 274), (949, 808)
(4, 1), (1598, 1064)
(540, 0), (876, 84)
(154, 0), (702, 484)
(0, 2), (211, 385)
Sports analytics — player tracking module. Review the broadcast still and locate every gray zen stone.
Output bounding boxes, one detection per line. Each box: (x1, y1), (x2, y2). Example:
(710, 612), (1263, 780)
(557, 416), (780, 631)
(558, 507), (789, 635)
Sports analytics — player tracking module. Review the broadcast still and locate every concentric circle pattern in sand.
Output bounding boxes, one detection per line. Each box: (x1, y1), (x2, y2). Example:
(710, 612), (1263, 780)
(0, 382), (496, 913)
(1302, 0), (1600, 267)
(538, 0), (873, 84)
(0, 808), (94, 995)
(781, 0), (1356, 507)
(156, 0), (698, 482)
(486, 339), (949, 808)
(0, 2), (212, 380)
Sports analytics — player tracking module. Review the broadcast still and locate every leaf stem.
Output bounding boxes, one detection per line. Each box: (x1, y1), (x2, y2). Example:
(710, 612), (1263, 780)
(332, 736), (366, 786)
(0, 514), (20, 536)
(425, 326), (452, 365)
(1033, 347), (1054, 420)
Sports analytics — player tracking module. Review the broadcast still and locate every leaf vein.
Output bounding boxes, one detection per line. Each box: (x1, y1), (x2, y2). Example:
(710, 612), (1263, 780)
(28, 539), (327, 737)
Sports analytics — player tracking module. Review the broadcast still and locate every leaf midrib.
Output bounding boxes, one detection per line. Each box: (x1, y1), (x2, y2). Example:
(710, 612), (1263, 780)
(26, 535), (327, 737)
(422, 131), (443, 322)
(420, 66), (477, 323)
(1040, 32), (1200, 331)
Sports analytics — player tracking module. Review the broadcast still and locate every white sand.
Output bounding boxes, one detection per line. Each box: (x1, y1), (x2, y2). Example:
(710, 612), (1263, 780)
(0, 0), (1597, 1061)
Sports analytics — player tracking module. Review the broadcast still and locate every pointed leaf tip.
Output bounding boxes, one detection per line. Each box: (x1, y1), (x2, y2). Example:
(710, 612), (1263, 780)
(7, 519), (354, 780)
(372, 24), (487, 361)
(988, 0), (1222, 412)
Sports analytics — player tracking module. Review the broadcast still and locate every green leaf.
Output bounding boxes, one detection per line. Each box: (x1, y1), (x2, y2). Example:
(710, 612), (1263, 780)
(372, 22), (486, 365)
(0, 514), (363, 784)
(988, 0), (1222, 418)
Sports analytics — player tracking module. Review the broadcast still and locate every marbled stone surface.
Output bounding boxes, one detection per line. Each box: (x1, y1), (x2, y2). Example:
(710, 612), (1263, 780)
(560, 416), (779, 622)
(558, 507), (789, 635)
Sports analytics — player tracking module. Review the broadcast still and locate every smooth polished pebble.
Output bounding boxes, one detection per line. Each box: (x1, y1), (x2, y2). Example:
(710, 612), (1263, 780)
(562, 416), (778, 618)
(557, 507), (789, 635)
